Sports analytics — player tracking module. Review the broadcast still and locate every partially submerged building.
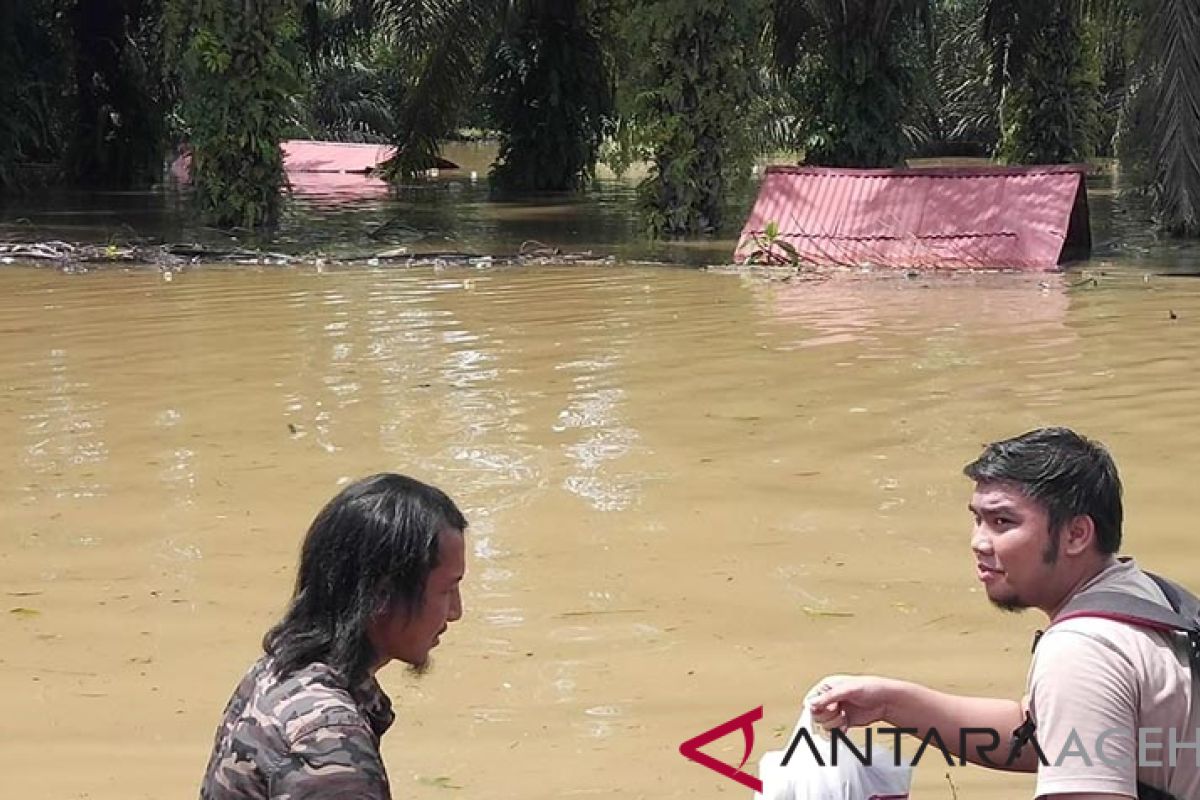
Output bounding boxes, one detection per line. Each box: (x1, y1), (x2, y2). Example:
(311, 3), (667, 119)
(735, 165), (1091, 271)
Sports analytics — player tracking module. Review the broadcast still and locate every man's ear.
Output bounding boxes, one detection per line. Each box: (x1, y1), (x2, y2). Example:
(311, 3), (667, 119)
(369, 591), (394, 622)
(1062, 514), (1096, 556)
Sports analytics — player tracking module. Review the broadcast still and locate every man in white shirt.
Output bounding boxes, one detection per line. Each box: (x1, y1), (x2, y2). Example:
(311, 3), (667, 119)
(809, 427), (1198, 800)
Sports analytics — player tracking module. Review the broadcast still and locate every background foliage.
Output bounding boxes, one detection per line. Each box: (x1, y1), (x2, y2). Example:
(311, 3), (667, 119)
(773, 0), (931, 167)
(170, 0), (303, 228)
(618, 0), (765, 235)
(0, 0), (1196, 238)
(484, 0), (615, 192)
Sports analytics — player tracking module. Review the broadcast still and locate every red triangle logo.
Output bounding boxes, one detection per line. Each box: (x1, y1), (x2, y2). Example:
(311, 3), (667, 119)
(679, 706), (764, 793)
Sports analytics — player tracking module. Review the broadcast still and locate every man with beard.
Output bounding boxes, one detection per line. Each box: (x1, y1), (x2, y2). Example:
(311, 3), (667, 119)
(201, 473), (467, 799)
(808, 428), (1198, 800)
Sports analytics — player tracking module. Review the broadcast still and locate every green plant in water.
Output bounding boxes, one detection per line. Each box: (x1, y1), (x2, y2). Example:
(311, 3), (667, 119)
(1111, 0), (1200, 237)
(66, 0), (172, 188)
(1144, 0), (1200, 236)
(907, 0), (999, 158)
(170, 0), (303, 228)
(743, 220), (804, 268)
(0, 0), (70, 192)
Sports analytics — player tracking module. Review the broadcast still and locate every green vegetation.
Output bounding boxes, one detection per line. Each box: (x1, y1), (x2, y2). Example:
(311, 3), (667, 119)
(171, 0), (302, 228)
(986, 0), (1098, 164)
(619, 0), (765, 235)
(485, 1), (615, 192)
(0, 0), (1196, 237)
(0, 0), (69, 190)
(773, 0), (930, 167)
(1143, 0), (1200, 235)
(68, 0), (172, 187)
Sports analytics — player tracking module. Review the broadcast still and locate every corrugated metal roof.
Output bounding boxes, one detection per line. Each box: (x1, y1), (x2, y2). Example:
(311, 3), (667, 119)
(734, 165), (1091, 271)
(281, 140), (394, 174)
(170, 140), (463, 200)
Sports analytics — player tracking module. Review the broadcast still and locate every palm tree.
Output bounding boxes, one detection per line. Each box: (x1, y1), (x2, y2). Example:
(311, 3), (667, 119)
(1143, 0), (1200, 235)
(358, 0), (615, 187)
(617, 0), (768, 235)
(171, 0), (303, 228)
(483, 0), (614, 192)
(908, 0), (1000, 158)
(772, 0), (931, 167)
(983, 0), (1098, 163)
(0, 0), (68, 191)
(984, 0), (1197, 235)
(67, 0), (171, 187)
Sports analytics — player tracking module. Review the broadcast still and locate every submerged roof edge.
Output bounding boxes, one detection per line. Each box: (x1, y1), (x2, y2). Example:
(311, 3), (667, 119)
(761, 164), (1090, 179)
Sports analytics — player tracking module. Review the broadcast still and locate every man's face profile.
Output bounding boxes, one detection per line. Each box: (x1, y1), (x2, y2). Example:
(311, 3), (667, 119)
(369, 528), (466, 672)
(969, 482), (1059, 612)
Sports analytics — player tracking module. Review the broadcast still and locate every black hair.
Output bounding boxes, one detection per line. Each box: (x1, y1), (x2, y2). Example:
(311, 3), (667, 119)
(963, 427), (1123, 554)
(263, 473), (467, 684)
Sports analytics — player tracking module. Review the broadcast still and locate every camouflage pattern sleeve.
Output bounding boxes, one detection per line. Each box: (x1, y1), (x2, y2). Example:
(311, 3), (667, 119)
(267, 720), (391, 800)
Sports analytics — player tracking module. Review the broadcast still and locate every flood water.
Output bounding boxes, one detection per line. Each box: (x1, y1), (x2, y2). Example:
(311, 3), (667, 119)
(2, 160), (1200, 800)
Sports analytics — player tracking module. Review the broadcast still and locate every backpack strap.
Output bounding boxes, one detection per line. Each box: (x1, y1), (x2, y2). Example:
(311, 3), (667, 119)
(1039, 570), (1200, 669)
(1136, 780), (1179, 800)
(1055, 590), (1191, 633)
(1027, 571), (1198, 800)
(1146, 572), (1200, 627)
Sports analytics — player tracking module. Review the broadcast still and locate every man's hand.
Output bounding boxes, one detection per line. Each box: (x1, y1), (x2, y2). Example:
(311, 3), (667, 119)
(804, 674), (1034, 772)
(807, 674), (898, 730)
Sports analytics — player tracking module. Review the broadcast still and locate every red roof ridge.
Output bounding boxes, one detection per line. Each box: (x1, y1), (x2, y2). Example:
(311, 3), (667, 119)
(762, 164), (1089, 180)
(763, 231), (1021, 241)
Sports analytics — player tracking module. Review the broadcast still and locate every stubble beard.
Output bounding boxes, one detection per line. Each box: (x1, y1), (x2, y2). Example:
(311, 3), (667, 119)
(990, 594), (1031, 613)
(986, 531), (1059, 614)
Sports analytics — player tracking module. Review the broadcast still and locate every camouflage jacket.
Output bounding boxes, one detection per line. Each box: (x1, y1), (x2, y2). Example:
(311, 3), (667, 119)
(200, 655), (396, 800)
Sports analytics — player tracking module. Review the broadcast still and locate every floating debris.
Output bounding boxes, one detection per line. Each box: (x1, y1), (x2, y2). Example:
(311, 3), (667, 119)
(416, 776), (462, 790)
(800, 605), (855, 619)
(0, 239), (627, 272)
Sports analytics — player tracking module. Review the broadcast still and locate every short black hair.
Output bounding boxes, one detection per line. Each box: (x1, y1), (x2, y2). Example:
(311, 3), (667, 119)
(263, 473), (467, 685)
(963, 427), (1123, 554)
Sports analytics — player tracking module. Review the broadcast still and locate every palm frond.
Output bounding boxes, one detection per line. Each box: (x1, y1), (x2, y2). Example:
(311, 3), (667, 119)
(771, 0), (820, 74)
(301, 0), (375, 64)
(379, 0), (507, 177)
(1149, 0), (1200, 234)
(307, 60), (395, 141)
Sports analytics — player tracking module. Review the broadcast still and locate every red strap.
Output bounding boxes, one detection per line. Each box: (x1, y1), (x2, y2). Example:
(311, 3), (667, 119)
(1052, 610), (1183, 634)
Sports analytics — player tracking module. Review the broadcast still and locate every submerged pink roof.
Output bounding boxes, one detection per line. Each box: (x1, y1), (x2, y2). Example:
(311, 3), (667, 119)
(735, 165), (1091, 271)
(280, 141), (393, 200)
(169, 140), (462, 200)
(281, 140), (394, 174)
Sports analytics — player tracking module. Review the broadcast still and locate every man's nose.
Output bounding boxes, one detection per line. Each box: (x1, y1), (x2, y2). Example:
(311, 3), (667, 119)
(971, 524), (992, 555)
(448, 586), (463, 622)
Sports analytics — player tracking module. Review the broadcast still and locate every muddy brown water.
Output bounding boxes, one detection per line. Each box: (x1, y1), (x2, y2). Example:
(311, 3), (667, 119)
(4, 168), (1200, 799)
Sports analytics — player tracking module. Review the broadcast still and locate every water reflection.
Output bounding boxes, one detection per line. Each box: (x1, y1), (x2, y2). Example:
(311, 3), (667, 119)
(24, 349), (98, 476)
(555, 355), (642, 512)
(757, 272), (1072, 343)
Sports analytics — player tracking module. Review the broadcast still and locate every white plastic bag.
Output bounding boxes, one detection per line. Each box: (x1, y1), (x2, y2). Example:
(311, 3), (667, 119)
(754, 703), (912, 800)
